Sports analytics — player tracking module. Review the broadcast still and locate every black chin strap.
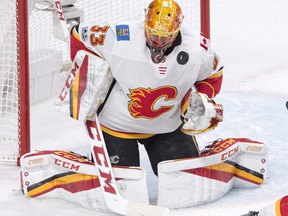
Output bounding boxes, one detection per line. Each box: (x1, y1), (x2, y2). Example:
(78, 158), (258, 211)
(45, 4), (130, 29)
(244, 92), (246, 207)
(146, 32), (182, 64)
(150, 47), (166, 63)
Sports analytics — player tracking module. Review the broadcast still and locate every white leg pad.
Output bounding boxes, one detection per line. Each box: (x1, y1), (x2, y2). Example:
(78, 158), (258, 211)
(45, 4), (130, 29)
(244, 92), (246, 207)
(157, 138), (267, 209)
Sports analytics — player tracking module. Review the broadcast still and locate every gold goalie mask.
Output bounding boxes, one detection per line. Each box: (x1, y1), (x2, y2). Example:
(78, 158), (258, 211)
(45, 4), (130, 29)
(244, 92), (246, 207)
(144, 0), (184, 63)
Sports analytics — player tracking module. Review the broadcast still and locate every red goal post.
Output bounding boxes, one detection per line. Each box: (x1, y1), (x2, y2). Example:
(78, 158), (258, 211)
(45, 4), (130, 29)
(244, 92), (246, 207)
(0, 0), (210, 165)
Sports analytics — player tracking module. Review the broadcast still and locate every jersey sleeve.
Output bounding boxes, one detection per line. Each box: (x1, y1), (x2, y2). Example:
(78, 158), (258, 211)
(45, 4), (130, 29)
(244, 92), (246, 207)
(70, 23), (115, 61)
(195, 33), (223, 98)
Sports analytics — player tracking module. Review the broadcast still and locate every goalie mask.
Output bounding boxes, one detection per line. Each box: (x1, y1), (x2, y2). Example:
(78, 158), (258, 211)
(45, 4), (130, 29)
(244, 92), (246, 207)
(144, 0), (184, 63)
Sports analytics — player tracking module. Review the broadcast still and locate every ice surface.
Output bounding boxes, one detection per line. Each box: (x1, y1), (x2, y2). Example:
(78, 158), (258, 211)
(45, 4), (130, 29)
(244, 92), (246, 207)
(1, 0), (288, 215)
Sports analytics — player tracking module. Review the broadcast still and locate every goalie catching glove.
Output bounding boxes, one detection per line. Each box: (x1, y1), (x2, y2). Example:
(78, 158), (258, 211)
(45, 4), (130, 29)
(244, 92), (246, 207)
(182, 91), (223, 135)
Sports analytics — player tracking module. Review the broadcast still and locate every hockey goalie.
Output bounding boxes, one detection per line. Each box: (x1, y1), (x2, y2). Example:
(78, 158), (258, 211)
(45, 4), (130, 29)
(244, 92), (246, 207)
(20, 0), (268, 214)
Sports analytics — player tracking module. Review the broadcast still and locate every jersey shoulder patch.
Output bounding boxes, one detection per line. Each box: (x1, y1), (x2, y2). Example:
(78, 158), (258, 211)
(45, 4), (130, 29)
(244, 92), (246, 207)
(116, 24), (130, 41)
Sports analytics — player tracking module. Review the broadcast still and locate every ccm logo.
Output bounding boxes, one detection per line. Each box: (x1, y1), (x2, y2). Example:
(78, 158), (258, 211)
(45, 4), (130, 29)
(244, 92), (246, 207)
(54, 158), (80, 171)
(86, 120), (117, 194)
(59, 62), (79, 101)
(221, 146), (239, 161)
(55, 1), (65, 21)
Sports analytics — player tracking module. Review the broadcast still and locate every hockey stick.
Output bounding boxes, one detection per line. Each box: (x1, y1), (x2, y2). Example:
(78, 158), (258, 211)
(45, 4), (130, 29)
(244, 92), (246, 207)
(53, 0), (70, 42)
(85, 115), (170, 216)
(55, 44), (169, 215)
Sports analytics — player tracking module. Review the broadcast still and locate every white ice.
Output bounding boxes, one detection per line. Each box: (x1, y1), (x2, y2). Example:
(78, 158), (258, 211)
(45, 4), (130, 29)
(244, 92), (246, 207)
(1, 0), (288, 215)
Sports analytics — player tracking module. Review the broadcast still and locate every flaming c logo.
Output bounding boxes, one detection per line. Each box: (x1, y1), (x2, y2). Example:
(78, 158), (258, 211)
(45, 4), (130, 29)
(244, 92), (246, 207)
(128, 86), (177, 119)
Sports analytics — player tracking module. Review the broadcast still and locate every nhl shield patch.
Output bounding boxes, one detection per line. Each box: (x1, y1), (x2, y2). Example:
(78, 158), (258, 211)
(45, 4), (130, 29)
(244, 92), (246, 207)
(81, 26), (89, 42)
(116, 25), (130, 41)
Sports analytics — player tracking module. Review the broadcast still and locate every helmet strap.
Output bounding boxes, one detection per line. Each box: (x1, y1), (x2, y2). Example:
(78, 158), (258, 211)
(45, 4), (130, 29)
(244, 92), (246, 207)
(146, 32), (181, 64)
(149, 46), (167, 64)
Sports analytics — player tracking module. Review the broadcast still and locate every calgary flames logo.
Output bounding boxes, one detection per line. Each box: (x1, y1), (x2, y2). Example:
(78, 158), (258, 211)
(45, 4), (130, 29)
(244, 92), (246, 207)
(128, 86), (177, 119)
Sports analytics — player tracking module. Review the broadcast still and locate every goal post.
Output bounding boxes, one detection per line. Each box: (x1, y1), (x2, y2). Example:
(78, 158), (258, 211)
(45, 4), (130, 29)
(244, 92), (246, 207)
(0, 0), (210, 165)
(0, 0), (31, 164)
(18, 0), (31, 164)
(201, 0), (210, 39)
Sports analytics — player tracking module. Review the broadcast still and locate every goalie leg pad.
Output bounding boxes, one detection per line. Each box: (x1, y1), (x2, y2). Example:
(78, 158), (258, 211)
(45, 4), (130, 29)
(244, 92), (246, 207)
(20, 150), (149, 212)
(157, 138), (267, 209)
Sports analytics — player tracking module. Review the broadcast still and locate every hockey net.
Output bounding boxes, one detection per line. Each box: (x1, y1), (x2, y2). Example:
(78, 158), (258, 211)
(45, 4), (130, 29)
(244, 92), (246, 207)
(0, 0), (210, 165)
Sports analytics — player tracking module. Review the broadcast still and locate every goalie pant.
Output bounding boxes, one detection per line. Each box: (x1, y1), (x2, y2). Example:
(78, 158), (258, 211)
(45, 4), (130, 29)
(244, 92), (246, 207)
(242, 195), (288, 216)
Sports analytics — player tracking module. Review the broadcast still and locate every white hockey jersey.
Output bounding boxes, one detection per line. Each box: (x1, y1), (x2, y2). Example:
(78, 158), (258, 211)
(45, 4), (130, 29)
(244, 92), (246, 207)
(70, 20), (223, 138)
